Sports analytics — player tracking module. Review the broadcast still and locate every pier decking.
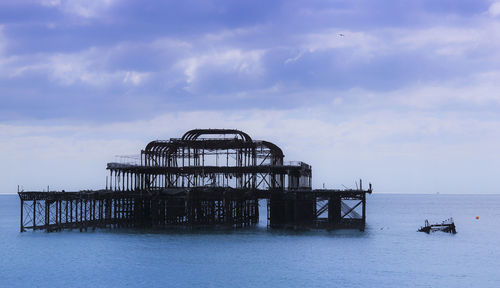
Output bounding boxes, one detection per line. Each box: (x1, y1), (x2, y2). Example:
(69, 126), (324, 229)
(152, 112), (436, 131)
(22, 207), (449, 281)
(19, 129), (372, 232)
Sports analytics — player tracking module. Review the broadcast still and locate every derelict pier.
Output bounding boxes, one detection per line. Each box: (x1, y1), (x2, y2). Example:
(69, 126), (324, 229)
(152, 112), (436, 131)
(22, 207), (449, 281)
(18, 129), (372, 232)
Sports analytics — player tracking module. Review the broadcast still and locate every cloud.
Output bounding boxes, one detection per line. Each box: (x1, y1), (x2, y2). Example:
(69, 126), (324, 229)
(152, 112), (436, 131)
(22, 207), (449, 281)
(0, 25), (5, 54)
(47, 50), (103, 85)
(299, 20), (500, 63)
(396, 24), (500, 57)
(3, 6), (500, 96)
(4, 45), (150, 87)
(122, 71), (149, 85)
(302, 29), (383, 59)
(202, 26), (263, 42)
(0, 27), (9, 77)
(150, 38), (192, 51)
(284, 51), (304, 64)
(177, 49), (265, 86)
(3, 33), (265, 90)
(40, 0), (117, 18)
(489, 1), (500, 17)
(388, 70), (500, 108)
(47, 51), (121, 86)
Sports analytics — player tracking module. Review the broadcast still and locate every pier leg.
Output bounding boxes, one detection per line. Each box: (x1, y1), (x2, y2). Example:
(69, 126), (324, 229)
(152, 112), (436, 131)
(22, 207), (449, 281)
(92, 199), (96, 230)
(55, 200), (59, 230)
(269, 193), (286, 228)
(84, 200), (88, 231)
(328, 195), (341, 229)
(45, 201), (50, 232)
(33, 199), (36, 230)
(20, 199), (24, 232)
(254, 199), (259, 224)
(65, 200), (68, 229)
(70, 200), (73, 228)
(361, 193), (366, 231)
(80, 199), (83, 232)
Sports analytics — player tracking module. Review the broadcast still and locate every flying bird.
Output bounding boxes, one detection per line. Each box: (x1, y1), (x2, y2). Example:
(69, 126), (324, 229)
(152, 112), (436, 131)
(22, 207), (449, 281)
(338, 33), (345, 37)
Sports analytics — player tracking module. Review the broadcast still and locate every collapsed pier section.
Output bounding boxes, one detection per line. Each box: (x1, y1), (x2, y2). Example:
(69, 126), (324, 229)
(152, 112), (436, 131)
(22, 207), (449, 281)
(18, 129), (372, 232)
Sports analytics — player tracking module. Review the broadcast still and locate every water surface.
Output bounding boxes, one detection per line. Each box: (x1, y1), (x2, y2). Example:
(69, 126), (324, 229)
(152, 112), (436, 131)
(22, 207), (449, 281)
(1, 194), (499, 287)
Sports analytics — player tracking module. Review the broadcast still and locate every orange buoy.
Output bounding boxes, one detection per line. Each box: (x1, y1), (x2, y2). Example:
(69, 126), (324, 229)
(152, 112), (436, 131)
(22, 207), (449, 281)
(476, 216), (479, 220)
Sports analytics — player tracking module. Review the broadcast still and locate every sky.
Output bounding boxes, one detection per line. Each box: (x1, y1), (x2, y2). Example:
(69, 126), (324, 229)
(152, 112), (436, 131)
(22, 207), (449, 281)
(1, 0), (500, 193)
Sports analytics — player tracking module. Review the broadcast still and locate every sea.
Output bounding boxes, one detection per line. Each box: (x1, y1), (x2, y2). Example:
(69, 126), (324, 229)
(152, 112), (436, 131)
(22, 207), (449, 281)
(1, 193), (499, 288)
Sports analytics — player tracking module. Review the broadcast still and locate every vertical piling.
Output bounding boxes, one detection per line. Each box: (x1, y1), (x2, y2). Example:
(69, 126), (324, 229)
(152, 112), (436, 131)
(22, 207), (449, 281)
(20, 199), (24, 232)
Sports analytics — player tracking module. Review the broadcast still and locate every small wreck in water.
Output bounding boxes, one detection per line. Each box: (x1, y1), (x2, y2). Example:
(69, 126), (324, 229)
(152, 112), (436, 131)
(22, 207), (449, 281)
(418, 218), (457, 234)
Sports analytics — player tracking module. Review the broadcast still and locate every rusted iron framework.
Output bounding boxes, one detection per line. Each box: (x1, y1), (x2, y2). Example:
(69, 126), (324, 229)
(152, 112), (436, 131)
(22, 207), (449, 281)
(18, 129), (372, 232)
(107, 129), (311, 192)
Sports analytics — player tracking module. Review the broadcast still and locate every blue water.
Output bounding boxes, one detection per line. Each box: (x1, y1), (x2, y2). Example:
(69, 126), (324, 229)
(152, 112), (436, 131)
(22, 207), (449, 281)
(1, 194), (499, 288)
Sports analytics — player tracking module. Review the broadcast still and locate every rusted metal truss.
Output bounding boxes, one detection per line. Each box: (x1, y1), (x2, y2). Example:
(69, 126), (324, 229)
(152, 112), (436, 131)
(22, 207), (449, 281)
(106, 129), (311, 191)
